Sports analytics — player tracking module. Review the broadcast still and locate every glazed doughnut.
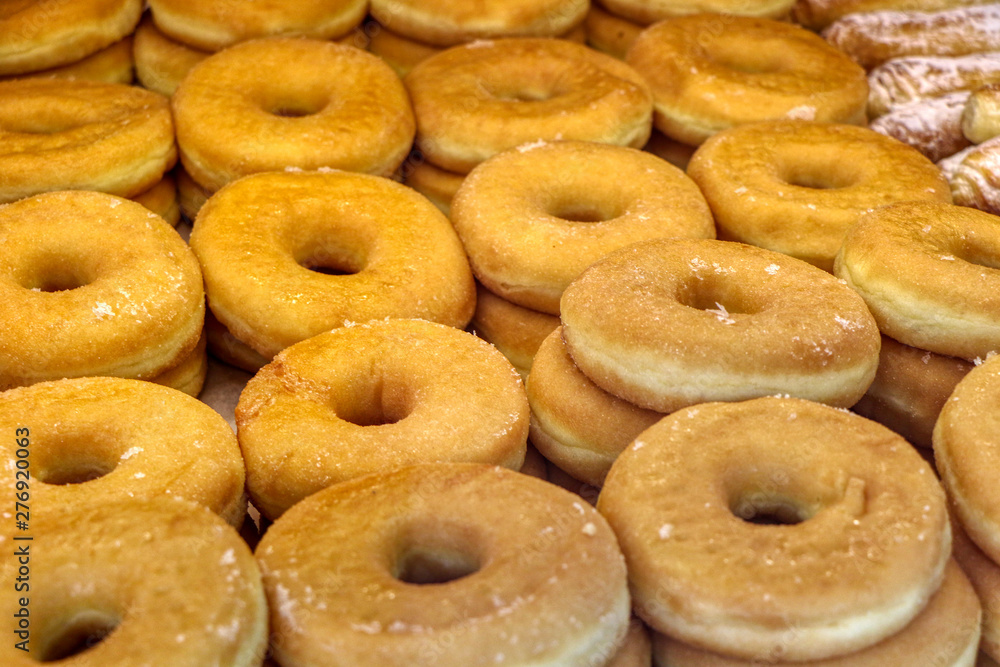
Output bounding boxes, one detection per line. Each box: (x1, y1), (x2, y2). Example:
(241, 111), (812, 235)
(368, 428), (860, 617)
(471, 284), (559, 379)
(644, 129), (697, 170)
(598, 397), (951, 661)
(852, 335), (973, 450)
(585, 5), (643, 60)
(190, 170), (475, 358)
(405, 38), (653, 173)
(869, 91), (972, 162)
(370, 0), (588, 47)
(149, 332), (208, 397)
(256, 462), (630, 665)
(0, 0), (141, 76)
(204, 310), (270, 373)
(650, 560), (980, 666)
(527, 327), (663, 486)
(451, 140), (715, 314)
(0, 191), (204, 389)
(1, 36), (134, 85)
(560, 238), (881, 412)
(0, 376), (244, 524)
(173, 37), (415, 192)
(597, 0), (795, 22)
(948, 135), (1000, 214)
(175, 166), (211, 221)
(687, 121), (951, 271)
(953, 519), (1000, 662)
(148, 0), (367, 51)
(835, 201), (1000, 361)
(792, 0), (995, 30)
(964, 83), (1000, 144)
(0, 499), (266, 665)
(401, 157), (465, 216)
(0, 78), (176, 203)
(132, 14), (209, 97)
(868, 53), (1000, 118)
(822, 5), (1000, 70)
(130, 173), (180, 227)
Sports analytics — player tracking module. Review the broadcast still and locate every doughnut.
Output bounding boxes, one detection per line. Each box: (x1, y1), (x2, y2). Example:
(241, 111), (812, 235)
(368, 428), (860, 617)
(792, 0), (995, 30)
(610, 618), (653, 667)
(835, 200), (1000, 361)
(0, 498), (266, 665)
(130, 173), (180, 227)
(626, 16), (868, 146)
(585, 5), (643, 59)
(173, 37), (415, 192)
(964, 83), (1000, 144)
(527, 327), (663, 486)
(451, 140), (715, 314)
(852, 335), (973, 449)
(868, 91), (972, 162)
(471, 284), (559, 379)
(0, 0), (141, 76)
(189, 170), (475, 359)
(546, 460), (602, 506)
(822, 5), (1000, 70)
(1, 36), (134, 85)
(369, 0), (589, 47)
(368, 24), (442, 77)
(644, 129), (697, 170)
(687, 121), (951, 271)
(597, 0), (795, 22)
(132, 14), (209, 97)
(650, 560), (980, 666)
(149, 331), (208, 397)
(0, 78), (176, 203)
(868, 53), (1000, 118)
(204, 310), (270, 373)
(598, 396), (951, 661)
(0, 191), (205, 390)
(954, 519), (1000, 662)
(148, 0), (367, 51)
(519, 443), (549, 479)
(175, 166), (211, 221)
(405, 38), (653, 173)
(401, 156), (465, 216)
(255, 462), (630, 665)
(948, 135), (1000, 214)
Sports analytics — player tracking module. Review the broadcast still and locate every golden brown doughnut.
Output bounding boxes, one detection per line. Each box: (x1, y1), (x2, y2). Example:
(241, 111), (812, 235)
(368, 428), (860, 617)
(947, 135), (1000, 214)
(149, 331), (208, 397)
(964, 83), (1000, 144)
(132, 13), (209, 97)
(599, 0), (795, 22)
(599, 397), (951, 661)
(1, 36), (134, 85)
(953, 518), (1000, 662)
(130, 173), (180, 227)
(643, 129), (697, 170)
(610, 618), (653, 667)
(175, 166), (211, 221)
(401, 155), (465, 216)
(367, 24), (442, 77)
(471, 283), (560, 379)
(868, 53), (1000, 118)
(792, 0), (994, 30)
(585, 5), (643, 59)
(204, 310), (270, 373)
(869, 91), (972, 163)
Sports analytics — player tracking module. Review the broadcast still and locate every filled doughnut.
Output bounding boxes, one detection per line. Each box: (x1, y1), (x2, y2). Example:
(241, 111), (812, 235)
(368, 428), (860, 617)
(1, 36), (134, 85)
(255, 462), (630, 666)
(560, 238), (881, 413)
(869, 91), (971, 162)
(0, 191), (204, 390)
(947, 134), (1000, 214)
(687, 120), (951, 271)
(953, 519), (1000, 662)
(834, 200), (1000, 361)
(598, 397), (951, 661)
(626, 16), (868, 146)
(132, 14), (209, 97)
(868, 53), (1000, 118)
(471, 284), (559, 379)
(597, 0), (795, 22)
(405, 38), (653, 173)
(792, 0), (994, 31)
(963, 83), (1000, 144)
(130, 173), (180, 227)
(584, 5), (643, 60)
(452, 140), (714, 314)
(189, 170), (475, 359)
(401, 156), (465, 216)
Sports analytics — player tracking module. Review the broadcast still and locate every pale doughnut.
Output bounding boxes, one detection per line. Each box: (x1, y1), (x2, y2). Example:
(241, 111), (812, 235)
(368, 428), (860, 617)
(626, 16), (868, 146)
(868, 53), (1000, 118)
(948, 134), (1000, 214)
(834, 200), (1000, 361)
(189, 170), (475, 359)
(793, 0), (995, 30)
(964, 83), (1000, 144)
(1, 36), (134, 85)
(687, 120), (951, 271)
(869, 91), (972, 163)
(597, 0), (795, 22)
(560, 238), (881, 412)
(471, 284), (559, 379)
(610, 618), (653, 667)
(255, 462), (630, 666)
(133, 14), (209, 97)
(585, 5), (644, 59)
(401, 156), (465, 216)
(130, 173), (180, 227)
(598, 397), (951, 661)
(953, 518), (1000, 662)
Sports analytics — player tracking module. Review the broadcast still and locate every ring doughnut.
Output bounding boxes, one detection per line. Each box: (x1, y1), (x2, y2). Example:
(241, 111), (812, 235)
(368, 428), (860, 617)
(189, 170), (475, 359)
(401, 156), (465, 216)
(471, 284), (559, 379)
(585, 5), (644, 59)
(130, 173), (180, 227)
(963, 83), (1000, 144)
(0, 191), (204, 390)
(559, 238), (881, 413)
(0, 78), (176, 203)
(255, 462), (630, 666)
(405, 38), (653, 173)
(626, 16), (868, 146)
(175, 166), (211, 221)
(644, 129), (697, 170)
(835, 200), (1000, 361)
(368, 24), (443, 77)
(204, 310), (270, 373)
(598, 396), (951, 661)
(0, 498), (266, 665)
(687, 120), (951, 271)
(451, 140), (715, 314)
(953, 519), (1000, 662)
(947, 134), (1000, 215)
(868, 53), (1000, 118)
(133, 14), (209, 97)
(173, 37), (415, 192)
(869, 91), (972, 163)
(149, 331), (208, 397)
(1, 36), (134, 85)
(598, 0), (795, 23)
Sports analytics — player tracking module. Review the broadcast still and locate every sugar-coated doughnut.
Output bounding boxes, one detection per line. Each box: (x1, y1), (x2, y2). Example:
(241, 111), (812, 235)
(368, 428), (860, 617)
(0, 191), (204, 390)
(953, 519), (1000, 662)
(0, 78), (176, 203)
(792, 0), (994, 30)
(256, 462), (630, 666)
(190, 170), (475, 359)
(405, 38), (653, 173)
(173, 37), (415, 192)
(527, 327), (663, 487)
(598, 0), (795, 22)
(626, 16), (868, 146)
(869, 91), (971, 162)
(204, 310), (270, 373)
(599, 397), (950, 661)
(868, 53), (1000, 118)
(585, 5), (643, 60)
(835, 201), (1000, 361)
(650, 560), (980, 667)
(236, 319), (529, 519)
(471, 284), (559, 379)
(1, 36), (134, 85)
(175, 166), (211, 221)
(132, 14), (209, 97)
(401, 156), (465, 216)
(148, 331), (208, 397)
(0, 0), (141, 76)
(560, 238), (881, 412)
(948, 134), (1000, 214)
(130, 173), (180, 227)
(964, 83), (1000, 144)
(0, 499), (266, 665)
(687, 120), (951, 271)
(452, 140), (715, 314)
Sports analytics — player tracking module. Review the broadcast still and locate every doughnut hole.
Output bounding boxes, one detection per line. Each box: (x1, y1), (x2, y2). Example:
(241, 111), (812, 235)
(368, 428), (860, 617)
(703, 40), (794, 76)
(15, 251), (98, 293)
(40, 610), (120, 661)
(775, 151), (863, 190)
(32, 430), (123, 486)
(723, 465), (865, 527)
(253, 86), (331, 119)
(330, 369), (416, 427)
(480, 62), (576, 104)
(675, 275), (765, 318)
(289, 230), (370, 277)
(956, 235), (1000, 270)
(546, 194), (624, 223)
(392, 519), (484, 585)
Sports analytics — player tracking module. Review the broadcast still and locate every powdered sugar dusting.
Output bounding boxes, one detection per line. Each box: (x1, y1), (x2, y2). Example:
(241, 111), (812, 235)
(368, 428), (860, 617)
(92, 302), (114, 319)
(868, 91), (970, 161)
(867, 53), (1000, 117)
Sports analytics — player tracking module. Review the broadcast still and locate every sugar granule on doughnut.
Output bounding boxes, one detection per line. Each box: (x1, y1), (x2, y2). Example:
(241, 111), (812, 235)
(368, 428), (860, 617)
(559, 238), (881, 412)
(255, 462), (630, 666)
(792, 0), (994, 31)
(0, 36), (134, 85)
(953, 518), (1000, 662)
(173, 37), (415, 192)
(598, 397), (951, 661)
(597, 0), (796, 23)
(404, 38), (653, 173)
(867, 52), (1000, 118)
(0, 191), (204, 390)
(471, 283), (559, 379)
(948, 134), (1000, 214)
(835, 200), (1000, 361)
(0, 78), (176, 203)
(132, 14), (210, 97)
(869, 91), (972, 162)
(451, 140), (715, 314)
(963, 83), (1000, 144)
